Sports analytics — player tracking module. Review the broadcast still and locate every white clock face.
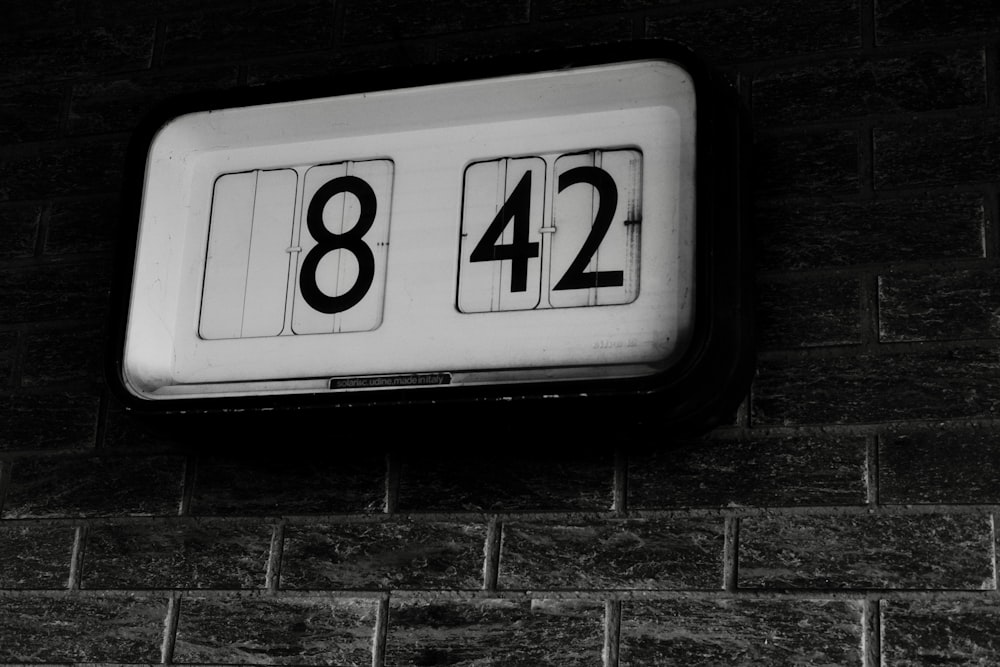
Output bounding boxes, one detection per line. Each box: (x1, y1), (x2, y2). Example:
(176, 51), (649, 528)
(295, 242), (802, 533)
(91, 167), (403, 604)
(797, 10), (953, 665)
(120, 57), (697, 400)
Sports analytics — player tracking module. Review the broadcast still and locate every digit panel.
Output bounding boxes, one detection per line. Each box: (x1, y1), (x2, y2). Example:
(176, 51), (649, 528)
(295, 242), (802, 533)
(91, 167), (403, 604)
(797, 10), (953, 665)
(549, 149), (642, 308)
(199, 168), (297, 340)
(291, 159), (393, 334)
(457, 157), (546, 313)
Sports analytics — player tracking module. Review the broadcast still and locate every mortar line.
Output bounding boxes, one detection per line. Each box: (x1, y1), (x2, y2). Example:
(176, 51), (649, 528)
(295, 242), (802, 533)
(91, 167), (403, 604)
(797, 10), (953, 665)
(862, 598), (882, 667)
(67, 524), (88, 590)
(612, 450), (628, 516)
(866, 433), (880, 508)
(604, 600), (622, 667)
(484, 516), (502, 591)
(266, 521), (287, 592)
(372, 594), (389, 667)
(384, 452), (400, 514)
(178, 456), (198, 516)
(0, 460), (11, 515)
(723, 516), (740, 591)
(161, 595), (181, 665)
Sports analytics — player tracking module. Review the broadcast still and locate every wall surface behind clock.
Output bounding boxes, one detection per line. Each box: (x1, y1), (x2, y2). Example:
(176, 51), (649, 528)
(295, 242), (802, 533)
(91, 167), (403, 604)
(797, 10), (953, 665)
(1, 0), (1000, 665)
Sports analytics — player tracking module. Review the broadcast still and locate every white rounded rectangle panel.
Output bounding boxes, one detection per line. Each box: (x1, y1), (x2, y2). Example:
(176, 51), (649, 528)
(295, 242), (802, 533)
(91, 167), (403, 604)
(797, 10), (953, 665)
(110, 41), (750, 425)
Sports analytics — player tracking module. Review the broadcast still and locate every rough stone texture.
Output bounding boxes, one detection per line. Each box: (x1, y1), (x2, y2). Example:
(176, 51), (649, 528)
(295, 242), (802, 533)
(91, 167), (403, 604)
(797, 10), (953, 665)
(20, 326), (104, 387)
(435, 17), (634, 61)
(500, 518), (724, 590)
(342, 0), (530, 42)
(247, 46), (430, 85)
(754, 130), (859, 195)
(0, 83), (65, 143)
(0, 139), (126, 202)
(754, 49), (986, 126)
(81, 520), (272, 589)
(2, 455), (185, 518)
(756, 277), (862, 349)
(879, 269), (1000, 342)
(752, 348), (1000, 425)
(881, 599), (1000, 665)
(191, 454), (386, 515)
(0, 594), (167, 663)
(0, 392), (99, 451)
(880, 427), (1000, 504)
(620, 599), (864, 666)
(0, 22), (155, 87)
(739, 514), (995, 589)
(0, 524), (74, 588)
(646, 0), (860, 62)
(875, 0), (1000, 45)
(162, 0), (334, 66)
(397, 451), (613, 512)
(281, 521), (488, 590)
(875, 117), (1000, 189)
(174, 596), (378, 665)
(68, 66), (240, 135)
(0, 203), (40, 260)
(629, 435), (868, 508)
(0, 262), (111, 322)
(755, 192), (986, 271)
(385, 598), (605, 667)
(45, 196), (120, 256)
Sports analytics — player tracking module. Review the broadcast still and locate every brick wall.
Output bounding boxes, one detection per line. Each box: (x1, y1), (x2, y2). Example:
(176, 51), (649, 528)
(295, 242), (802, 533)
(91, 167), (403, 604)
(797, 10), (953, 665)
(1, 0), (999, 664)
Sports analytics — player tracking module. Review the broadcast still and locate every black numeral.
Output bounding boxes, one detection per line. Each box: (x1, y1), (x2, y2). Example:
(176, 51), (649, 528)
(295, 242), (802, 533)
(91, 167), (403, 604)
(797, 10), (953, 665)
(552, 166), (623, 291)
(299, 175), (377, 314)
(468, 171), (539, 293)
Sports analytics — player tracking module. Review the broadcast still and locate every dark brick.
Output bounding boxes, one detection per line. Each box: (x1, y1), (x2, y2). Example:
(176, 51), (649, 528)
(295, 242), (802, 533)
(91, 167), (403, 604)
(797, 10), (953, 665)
(752, 348), (1000, 426)
(755, 130), (859, 195)
(620, 599), (863, 666)
(875, 117), (1000, 189)
(754, 50), (986, 126)
(539, 0), (688, 19)
(739, 513), (994, 589)
(68, 66), (240, 135)
(281, 521), (487, 590)
(435, 17), (633, 61)
(82, 520), (272, 589)
(0, 261), (111, 322)
(0, 524), (74, 588)
(756, 277), (862, 349)
(45, 196), (119, 256)
(646, 0), (860, 63)
(500, 518), (724, 590)
(162, 0), (334, 67)
(0, 83), (66, 142)
(0, 594), (167, 662)
(247, 46), (431, 85)
(882, 599), (1000, 665)
(397, 451), (613, 512)
(629, 435), (868, 508)
(875, 0), (1000, 45)
(0, 202), (42, 260)
(174, 596), (377, 665)
(21, 326), (103, 387)
(0, 139), (126, 202)
(4, 0), (78, 30)
(386, 599), (605, 667)
(3, 455), (184, 518)
(342, 0), (530, 43)
(879, 269), (1000, 342)
(880, 427), (1000, 504)
(191, 454), (385, 515)
(86, 0), (247, 21)
(0, 22), (155, 87)
(755, 192), (986, 271)
(0, 392), (99, 451)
